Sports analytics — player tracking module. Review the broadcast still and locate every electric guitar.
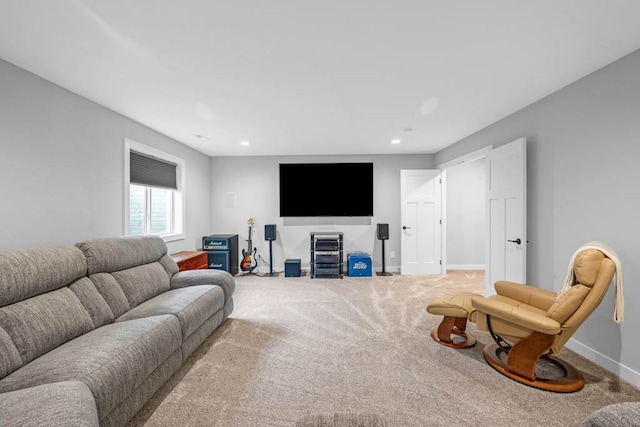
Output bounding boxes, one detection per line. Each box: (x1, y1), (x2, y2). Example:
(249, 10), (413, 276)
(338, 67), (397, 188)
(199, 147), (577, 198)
(240, 218), (258, 272)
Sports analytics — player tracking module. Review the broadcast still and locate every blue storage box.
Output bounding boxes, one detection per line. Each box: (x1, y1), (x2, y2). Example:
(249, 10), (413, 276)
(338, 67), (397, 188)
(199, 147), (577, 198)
(348, 253), (372, 277)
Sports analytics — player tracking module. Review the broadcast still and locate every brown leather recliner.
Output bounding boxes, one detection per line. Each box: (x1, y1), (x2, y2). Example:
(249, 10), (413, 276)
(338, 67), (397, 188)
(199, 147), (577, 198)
(471, 248), (616, 392)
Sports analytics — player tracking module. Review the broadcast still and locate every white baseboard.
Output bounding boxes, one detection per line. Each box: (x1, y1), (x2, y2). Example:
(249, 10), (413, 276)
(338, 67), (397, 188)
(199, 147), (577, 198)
(565, 338), (640, 388)
(447, 264), (485, 270)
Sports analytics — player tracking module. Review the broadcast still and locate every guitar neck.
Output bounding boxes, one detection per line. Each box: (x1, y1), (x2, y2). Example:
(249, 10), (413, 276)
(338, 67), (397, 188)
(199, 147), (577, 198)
(244, 219), (256, 252)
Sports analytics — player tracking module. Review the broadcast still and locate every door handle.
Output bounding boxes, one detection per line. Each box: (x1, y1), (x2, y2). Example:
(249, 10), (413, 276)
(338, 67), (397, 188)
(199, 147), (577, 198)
(507, 238), (522, 245)
(402, 226), (411, 230)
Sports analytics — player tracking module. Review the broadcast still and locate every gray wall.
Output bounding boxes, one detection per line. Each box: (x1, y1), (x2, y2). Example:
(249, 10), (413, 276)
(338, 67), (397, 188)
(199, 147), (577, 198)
(445, 158), (485, 269)
(210, 154), (433, 273)
(0, 58), (211, 253)
(435, 49), (640, 386)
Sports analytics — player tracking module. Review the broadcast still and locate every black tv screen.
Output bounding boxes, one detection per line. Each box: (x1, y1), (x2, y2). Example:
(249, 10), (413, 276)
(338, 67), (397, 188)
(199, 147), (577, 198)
(279, 163), (374, 217)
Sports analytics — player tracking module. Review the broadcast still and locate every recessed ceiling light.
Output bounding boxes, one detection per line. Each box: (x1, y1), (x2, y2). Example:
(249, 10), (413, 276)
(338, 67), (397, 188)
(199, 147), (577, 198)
(240, 140), (250, 146)
(193, 134), (209, 141)
(391, 139), (401, 144)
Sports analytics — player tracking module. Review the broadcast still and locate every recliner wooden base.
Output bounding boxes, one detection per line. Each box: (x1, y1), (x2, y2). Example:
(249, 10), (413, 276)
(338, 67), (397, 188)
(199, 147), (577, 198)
(483, 343), (585, 393)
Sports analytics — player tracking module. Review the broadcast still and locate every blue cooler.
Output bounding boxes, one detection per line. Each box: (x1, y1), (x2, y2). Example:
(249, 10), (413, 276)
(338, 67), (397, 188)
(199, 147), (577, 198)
(348, 253), (372, 277)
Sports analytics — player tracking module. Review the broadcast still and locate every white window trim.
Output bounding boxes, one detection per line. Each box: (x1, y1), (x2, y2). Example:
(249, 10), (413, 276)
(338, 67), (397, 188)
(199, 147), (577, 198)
(124, 138), (186, 243)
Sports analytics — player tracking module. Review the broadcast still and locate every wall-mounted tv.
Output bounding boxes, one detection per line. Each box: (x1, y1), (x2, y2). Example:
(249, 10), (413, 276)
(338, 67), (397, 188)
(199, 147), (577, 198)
(279, 162), (374, 217)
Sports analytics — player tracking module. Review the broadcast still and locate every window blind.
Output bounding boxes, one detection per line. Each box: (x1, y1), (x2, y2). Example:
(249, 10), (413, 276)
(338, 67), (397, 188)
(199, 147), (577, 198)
(130, 150), (177, 189)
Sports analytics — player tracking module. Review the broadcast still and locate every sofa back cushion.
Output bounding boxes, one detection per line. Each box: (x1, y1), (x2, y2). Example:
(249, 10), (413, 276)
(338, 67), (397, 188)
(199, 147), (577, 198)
(88, 273), (132, 319)
(76, 236), (170, 275)
(0, 246), (95, 379)
(0, 327), (22, 380)
(0, 286), (94, 379)
(69, 277), (115, 328)
(112, 263), (171, 309)
(0, 246), (87, 307)
(76, 236), (174, 311)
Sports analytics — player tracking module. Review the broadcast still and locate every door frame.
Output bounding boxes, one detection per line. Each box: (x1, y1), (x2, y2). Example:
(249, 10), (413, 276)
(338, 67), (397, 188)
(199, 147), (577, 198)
(437, 145), (493, 273)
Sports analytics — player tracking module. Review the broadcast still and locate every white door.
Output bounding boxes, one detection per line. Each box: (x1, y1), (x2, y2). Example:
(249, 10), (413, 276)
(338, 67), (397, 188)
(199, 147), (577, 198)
(401, 169), (442, 275)
(485, 138), (526, 295)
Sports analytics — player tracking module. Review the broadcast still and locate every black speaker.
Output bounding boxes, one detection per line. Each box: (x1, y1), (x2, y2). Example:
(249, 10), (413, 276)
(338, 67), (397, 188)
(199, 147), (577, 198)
(265, 224), (276, 241)
(377, 223), (389, 240)
(285, 259), (301, 277)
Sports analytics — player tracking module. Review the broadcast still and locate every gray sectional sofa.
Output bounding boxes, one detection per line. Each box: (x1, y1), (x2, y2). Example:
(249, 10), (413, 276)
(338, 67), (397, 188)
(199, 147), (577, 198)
(0, 236), (235, 426)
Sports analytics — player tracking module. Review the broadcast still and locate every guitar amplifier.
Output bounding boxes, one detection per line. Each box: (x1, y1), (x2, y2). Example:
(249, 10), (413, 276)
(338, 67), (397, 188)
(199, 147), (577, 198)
(202, 235), (236, 250)
(202, 234), (238, 275)
(207, 251), (231, 272)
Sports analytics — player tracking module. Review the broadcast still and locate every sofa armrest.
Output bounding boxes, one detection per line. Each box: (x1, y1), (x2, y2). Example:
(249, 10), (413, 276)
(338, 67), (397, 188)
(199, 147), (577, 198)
(0, 381), (98, 427)
(471, 296), (561, 335)
(171, 269), (235, 302)
(495, 281), (558, 311)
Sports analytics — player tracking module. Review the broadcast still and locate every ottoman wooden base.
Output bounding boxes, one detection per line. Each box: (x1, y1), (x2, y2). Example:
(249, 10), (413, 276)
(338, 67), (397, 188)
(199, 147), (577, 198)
(426, 292), (480, 349)
(430, 316), (476, 348)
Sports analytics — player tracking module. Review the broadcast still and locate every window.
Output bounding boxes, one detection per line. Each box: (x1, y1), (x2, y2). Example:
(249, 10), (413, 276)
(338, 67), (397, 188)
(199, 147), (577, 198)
(124, 139), (185, 242)
(129, 185), (173, 235)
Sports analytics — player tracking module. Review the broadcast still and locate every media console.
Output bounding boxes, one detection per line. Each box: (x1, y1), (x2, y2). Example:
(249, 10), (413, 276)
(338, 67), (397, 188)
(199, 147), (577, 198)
(170, 251), (208, 271)
(310, 231), (344, 279)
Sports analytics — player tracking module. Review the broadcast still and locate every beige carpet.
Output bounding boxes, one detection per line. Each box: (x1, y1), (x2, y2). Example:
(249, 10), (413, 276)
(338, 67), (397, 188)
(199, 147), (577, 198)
(128, 271), (640, 427)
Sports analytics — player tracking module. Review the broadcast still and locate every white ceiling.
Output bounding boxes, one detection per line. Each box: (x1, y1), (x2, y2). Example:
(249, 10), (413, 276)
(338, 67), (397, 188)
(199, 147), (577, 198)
(1, 1), (639, 157)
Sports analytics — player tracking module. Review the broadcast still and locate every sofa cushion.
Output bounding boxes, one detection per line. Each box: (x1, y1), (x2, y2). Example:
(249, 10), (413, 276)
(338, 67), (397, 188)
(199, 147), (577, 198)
(76, 236), (169, 275)
(158, 253), (179, 277)
(116, 285), (225, 339)
(0, 381), (99, 427)
(112, 263), (171, 309)
(0, 314), (182, 421)
(69, 277), (115, 328)
(0, 327), (22, 380)
(0, 287), (94, 374)
(0, 245), (87, 307)
(89, 273), (131, 319)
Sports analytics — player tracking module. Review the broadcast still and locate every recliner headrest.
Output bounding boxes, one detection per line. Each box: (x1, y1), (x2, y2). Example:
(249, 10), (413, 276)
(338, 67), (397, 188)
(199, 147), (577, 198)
(574, 249), (605, 287)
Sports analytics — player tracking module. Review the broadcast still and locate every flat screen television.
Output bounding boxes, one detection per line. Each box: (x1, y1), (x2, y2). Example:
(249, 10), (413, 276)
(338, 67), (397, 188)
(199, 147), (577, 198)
(279, 162), (374, 217)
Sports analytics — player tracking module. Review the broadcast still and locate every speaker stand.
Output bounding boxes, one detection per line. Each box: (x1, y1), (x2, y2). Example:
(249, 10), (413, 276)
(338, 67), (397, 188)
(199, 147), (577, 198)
(376, 239), (392, 276)
(260, 239), (279, 277)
